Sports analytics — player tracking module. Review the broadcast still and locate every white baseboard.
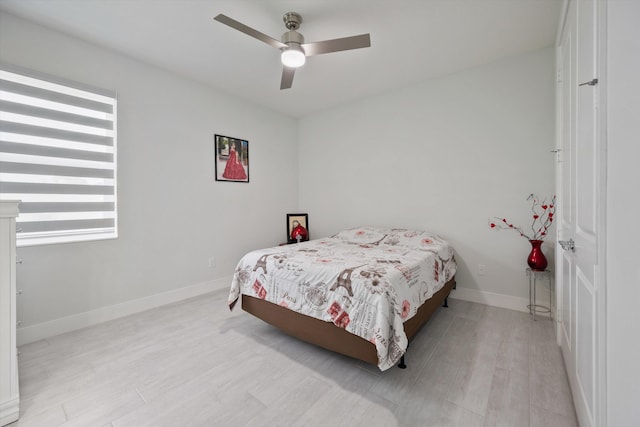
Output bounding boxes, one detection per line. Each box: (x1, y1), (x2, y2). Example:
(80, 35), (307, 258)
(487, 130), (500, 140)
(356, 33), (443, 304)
(17, 275), (233, 346)
(449, 286), (529, 313)
(0, 396), (20, 426)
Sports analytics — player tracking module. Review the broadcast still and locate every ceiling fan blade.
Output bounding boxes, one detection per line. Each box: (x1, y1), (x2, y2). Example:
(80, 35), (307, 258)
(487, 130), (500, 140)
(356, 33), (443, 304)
(214, 14), (287, 49)
(280, 67), (295, 90)
(302, 33), (371, 56)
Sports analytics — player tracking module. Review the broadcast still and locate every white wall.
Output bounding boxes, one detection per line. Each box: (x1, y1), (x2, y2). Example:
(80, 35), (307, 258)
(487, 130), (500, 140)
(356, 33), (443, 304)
(0, 13), (298, 342)
(298, 47), (556, 307)
(606, 1), (640, 425)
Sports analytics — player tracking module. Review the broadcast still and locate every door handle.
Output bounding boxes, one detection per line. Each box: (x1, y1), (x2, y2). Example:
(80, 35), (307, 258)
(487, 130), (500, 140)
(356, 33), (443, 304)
(559, 238), (575, 252)
(579, 78), (598, 86)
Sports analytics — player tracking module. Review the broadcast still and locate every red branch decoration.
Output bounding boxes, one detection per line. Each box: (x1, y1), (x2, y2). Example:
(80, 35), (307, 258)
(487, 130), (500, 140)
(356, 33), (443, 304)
(489, 194), (556, 241)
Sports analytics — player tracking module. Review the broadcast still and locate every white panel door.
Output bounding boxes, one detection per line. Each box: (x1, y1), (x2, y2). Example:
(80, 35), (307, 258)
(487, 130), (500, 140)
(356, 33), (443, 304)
(556, 1), (605, 426)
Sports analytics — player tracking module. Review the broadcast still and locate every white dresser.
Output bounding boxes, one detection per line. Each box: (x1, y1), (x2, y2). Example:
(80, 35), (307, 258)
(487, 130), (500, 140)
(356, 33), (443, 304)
(0, 201), (19, 426)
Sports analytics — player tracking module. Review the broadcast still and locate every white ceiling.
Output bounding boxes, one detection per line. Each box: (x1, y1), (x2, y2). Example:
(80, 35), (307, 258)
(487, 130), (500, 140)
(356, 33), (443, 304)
(0, 0), (562, 118)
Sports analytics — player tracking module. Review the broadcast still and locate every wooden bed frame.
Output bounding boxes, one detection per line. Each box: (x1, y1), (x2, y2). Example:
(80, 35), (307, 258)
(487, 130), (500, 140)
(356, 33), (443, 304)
(241, 276), (456, 368)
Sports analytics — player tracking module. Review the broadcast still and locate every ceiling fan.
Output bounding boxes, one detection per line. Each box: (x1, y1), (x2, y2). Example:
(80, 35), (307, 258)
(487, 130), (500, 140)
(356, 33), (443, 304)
(214, 12), (371, 90)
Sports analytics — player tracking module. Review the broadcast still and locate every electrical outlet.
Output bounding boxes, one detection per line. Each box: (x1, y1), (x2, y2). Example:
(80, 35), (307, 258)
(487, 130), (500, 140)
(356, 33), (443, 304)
(478, 264), (486, 276)
(208, 257), (216, 268)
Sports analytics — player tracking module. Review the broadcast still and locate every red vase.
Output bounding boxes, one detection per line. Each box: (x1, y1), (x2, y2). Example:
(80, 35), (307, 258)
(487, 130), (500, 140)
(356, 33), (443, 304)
(527, 240), (548, 271)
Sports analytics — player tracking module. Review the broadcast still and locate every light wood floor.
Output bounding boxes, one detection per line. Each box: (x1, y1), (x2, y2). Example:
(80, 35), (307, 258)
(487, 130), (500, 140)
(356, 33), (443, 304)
(11, 289), (578, 427)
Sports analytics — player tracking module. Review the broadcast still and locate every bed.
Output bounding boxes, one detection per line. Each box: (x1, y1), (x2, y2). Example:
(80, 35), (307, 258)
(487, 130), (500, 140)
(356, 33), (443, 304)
(228, 227), (457, 371)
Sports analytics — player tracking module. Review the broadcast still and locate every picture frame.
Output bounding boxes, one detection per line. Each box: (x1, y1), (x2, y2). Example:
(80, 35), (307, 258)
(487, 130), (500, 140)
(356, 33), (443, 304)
(286, 213), (309, 243)
(214, 134), (249, 182)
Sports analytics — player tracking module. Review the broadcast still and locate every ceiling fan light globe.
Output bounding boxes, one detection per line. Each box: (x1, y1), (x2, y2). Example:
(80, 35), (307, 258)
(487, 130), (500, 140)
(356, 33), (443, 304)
(281, 47), (306, 68)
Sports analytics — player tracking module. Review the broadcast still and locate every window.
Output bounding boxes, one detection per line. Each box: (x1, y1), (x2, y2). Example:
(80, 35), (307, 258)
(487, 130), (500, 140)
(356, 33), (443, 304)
(0, 63), (117, 246)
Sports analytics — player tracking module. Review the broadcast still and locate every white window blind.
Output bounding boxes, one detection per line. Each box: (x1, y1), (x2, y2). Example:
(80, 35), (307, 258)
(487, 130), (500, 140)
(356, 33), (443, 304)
(0, 63), (117, 246)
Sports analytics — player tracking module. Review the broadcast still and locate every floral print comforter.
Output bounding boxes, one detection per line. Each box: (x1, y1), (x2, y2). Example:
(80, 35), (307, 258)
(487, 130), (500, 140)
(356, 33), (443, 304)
(228, 227), (457, 370)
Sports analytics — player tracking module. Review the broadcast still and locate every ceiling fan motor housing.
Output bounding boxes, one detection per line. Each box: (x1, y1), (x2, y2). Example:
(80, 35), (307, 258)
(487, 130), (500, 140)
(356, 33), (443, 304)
(281, 30), (304, 46)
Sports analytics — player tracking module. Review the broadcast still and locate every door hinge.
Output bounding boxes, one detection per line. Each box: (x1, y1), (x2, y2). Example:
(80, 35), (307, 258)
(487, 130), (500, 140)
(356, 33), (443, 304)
(579, 78), (598, 87)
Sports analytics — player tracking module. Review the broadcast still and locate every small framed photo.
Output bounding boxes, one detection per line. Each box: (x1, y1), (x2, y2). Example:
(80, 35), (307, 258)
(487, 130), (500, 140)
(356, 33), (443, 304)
(287, 213), (309, 243)
(214, 134), (249, 182)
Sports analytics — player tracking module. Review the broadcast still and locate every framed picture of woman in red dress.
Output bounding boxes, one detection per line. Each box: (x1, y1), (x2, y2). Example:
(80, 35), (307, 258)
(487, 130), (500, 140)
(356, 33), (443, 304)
(286, 213), (309, 243)
(214, 134), (249, 182)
